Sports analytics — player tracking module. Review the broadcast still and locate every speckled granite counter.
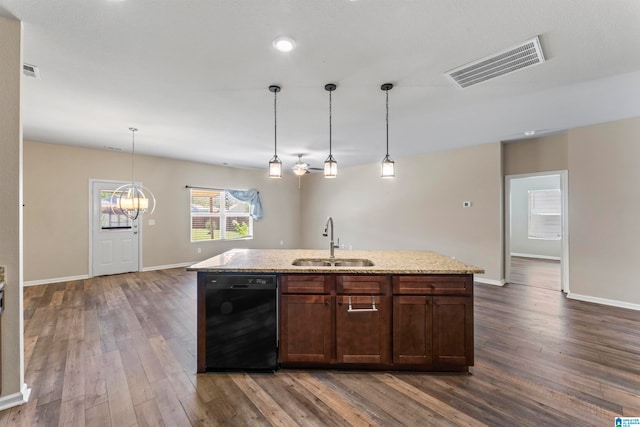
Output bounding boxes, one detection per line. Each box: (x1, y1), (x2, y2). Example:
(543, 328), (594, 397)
(187, 248), (483, 274)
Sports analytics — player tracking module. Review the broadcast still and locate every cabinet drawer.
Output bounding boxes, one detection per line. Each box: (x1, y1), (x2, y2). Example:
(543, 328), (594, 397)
(337, 276), (391, 295)
(280, 275), (331, 294)
(393, 275), (472, 296)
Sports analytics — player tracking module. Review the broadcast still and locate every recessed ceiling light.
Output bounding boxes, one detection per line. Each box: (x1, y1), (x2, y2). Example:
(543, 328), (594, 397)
(273, 36), (296, 53)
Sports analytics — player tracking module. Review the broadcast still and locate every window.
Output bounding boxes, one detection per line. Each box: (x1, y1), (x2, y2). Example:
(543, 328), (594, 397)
(190, 189), (253, 241)
(100, 190), (132, 230)
(528, 189), (561, 240)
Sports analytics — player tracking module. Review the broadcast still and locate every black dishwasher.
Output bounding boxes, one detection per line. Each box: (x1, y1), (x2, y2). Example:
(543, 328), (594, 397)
(204, 274), (278, 371)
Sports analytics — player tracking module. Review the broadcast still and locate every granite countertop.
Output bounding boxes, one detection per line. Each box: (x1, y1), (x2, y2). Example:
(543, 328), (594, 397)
(187, 249), (484, 274)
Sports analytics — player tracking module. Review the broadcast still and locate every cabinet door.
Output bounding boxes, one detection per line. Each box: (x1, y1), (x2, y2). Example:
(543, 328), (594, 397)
(279, 294), (333, 363)
(393, 295), (433, 365)
(433, 296), (473, 366)
(336, 295), (391, 364)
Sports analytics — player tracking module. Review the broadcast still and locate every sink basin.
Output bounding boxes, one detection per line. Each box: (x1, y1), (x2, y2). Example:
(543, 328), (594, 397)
(291, 259), (333, 267)
(332, 259), (374, 267)
(291, 258), (374, 267)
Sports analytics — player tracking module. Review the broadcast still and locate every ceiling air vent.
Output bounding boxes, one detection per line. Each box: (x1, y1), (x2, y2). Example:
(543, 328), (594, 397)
(445, 36), (545, 89)
(23, 63), (41, 79)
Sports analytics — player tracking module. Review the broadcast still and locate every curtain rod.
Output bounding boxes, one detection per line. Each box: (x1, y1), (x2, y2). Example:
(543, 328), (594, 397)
(185, 185), (259, 193)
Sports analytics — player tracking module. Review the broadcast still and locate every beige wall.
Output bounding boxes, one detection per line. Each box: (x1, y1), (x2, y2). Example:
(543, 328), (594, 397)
(24, 141), (301, 282)
(0, 16), (23, 399)
(299, 142), (503, 282)
(502, 133), (568, 176)
(568, 117), (640, 305)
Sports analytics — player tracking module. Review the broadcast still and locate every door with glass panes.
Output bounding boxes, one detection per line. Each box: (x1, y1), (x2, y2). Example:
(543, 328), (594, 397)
(91, 180), (140, 276)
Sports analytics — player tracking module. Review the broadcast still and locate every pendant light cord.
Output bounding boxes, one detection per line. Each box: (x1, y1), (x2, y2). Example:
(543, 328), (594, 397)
(329, 89), (332, 156)
(385, 89), (389, 156)
(274, 89), (278, 156)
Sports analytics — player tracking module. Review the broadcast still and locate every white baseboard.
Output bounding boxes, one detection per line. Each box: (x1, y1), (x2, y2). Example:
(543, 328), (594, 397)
(141, 262), (194, 272)
(0, 384), (31, 412)
(511, 253), (561, 261)
(24, 274), (89, 287)
(474, 277), (505, 286)
(567, 293), (640, 312)
(24, 263), (195, 287)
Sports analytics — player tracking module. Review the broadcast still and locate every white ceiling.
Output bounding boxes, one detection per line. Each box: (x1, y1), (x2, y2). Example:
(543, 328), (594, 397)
(2, 0), (640, 173)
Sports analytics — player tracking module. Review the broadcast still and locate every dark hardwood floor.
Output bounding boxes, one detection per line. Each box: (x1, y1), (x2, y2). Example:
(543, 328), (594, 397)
(510, 256), (561, 291)
(1, 267), (639, 426)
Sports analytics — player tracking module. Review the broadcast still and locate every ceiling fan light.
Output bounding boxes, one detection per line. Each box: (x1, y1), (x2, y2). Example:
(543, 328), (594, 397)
(324, 154), (337, 178)
(381, 154), (395, 178)
(268, 155), (282, 178)
(292, 165), (307, 176)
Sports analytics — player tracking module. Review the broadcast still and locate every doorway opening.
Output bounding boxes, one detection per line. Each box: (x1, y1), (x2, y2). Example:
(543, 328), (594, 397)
(505, 171), (569, 292)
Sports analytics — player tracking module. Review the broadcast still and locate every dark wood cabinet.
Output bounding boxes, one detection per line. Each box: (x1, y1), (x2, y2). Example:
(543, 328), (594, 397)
(336, 275), (391, 365)
(280, 275), (334, 364)
(393, 295), (433, 365)
(392, 275), (473, 369)
(280, 294), (333, 363)
(433, 296), (473, 366)
(280, 273), (473, 371)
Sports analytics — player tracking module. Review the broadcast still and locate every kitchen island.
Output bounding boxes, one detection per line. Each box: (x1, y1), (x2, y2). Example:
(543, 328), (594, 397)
(188, 249), (484, 373)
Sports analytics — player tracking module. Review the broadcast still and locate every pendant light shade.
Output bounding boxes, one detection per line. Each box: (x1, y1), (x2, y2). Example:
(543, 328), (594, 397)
(111, 127), (156, 220)
(324, 83), (338, 178)
(381, 83), (395, 178)
(268, 85), (282, 178)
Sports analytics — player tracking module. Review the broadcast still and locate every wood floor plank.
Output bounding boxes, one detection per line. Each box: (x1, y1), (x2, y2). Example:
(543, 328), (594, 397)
(230, 373), (299, 426)
(290, 372), (380, 426)
(375, 373), (489, 426)
(103, 350), (137, 427)
(84, 401), (111, 426)
(61, 340), (85, 402)
(149, 378), (192, 427)
(134, 399), (166, 427)
(83, 338), (108, 409)
(58, 396), (85, 427)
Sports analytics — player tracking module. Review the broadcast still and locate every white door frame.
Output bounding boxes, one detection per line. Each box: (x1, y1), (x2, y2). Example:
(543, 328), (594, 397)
(88, 179), (143, 278)
(504, 170), (569, 293)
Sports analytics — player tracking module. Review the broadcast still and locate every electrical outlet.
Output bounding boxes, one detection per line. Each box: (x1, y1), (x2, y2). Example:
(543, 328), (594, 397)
(148, 219), (156, 225)
(197, 247), (202, 253)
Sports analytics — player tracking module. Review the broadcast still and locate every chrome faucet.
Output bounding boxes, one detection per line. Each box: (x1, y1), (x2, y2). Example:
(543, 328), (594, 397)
(322, 216), (339, 258)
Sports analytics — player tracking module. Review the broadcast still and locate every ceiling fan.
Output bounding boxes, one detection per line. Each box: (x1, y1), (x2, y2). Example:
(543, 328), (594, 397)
(292, 154), (322, 176)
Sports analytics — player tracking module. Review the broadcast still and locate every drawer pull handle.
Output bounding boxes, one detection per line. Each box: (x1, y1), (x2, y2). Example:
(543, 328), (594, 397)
(347, 296), (378, 313)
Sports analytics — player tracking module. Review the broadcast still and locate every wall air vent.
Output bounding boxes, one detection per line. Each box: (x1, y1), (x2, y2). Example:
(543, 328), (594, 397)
(445, 36), (545, 89)
(23, 63), (41, 79)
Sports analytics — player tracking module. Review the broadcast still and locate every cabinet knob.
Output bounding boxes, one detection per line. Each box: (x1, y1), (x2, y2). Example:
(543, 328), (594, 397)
(325, 300), (330, 306)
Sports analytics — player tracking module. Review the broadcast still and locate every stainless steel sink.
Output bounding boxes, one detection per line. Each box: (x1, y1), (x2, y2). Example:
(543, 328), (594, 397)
(291, 258), (374, 267)
(291, 259), (333, 267)
(332, 259), (374, 267)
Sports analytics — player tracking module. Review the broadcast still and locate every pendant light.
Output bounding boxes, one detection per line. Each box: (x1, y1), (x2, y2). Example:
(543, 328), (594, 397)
(324, 83), (338, 178)
(111, 128), (156, 220)
(268, 85), (282, 178)
(381, 83), (395, 178)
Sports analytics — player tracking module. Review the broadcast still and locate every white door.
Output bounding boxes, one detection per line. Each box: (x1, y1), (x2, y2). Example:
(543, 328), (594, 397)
(91, 180), (140, 276)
